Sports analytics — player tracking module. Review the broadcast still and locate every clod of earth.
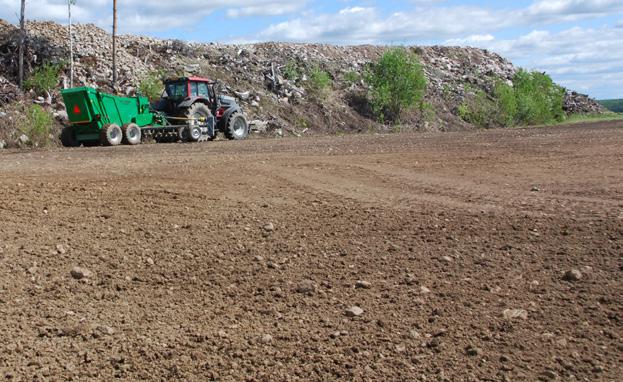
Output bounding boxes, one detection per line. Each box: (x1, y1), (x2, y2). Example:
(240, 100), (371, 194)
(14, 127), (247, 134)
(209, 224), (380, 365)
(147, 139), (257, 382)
(345, 306), (364, 317)
(70, 266), (93, 280)
(465, 345), (482, 356)
(562, 269), (583, 282)
(295, 279), (316, 295)
(503, 309), (529, 320)
(355, 280), (372, 289)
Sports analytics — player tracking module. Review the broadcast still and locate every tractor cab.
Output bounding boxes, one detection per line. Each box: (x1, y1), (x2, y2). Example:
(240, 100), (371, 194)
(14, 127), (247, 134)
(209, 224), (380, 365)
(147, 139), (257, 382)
(157, 77), (219, 115)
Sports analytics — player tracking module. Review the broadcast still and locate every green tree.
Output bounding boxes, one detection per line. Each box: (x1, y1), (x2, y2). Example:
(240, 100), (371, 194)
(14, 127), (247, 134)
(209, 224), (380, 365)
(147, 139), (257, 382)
(459, 70), (565, 128)
(138, 71), (164, 101)
(25, 63), (64, 96)
(365, 48), (427, 123)
(493, 81), (517, 126)
(513, 70), (565, 125)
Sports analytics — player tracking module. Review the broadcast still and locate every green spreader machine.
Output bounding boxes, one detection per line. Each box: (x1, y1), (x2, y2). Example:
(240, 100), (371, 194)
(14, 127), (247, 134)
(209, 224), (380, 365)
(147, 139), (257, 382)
(60, 86), (215, 147)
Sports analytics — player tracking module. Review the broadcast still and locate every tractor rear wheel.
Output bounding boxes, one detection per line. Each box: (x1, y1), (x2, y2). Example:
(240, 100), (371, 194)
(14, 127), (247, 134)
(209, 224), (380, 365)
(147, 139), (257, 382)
(122, 123), (142, 145)
(224, 113), (249, 140)
(101, 124), (123, 146)
(184, 103), (211, 142)
(60, 126), (80, 147)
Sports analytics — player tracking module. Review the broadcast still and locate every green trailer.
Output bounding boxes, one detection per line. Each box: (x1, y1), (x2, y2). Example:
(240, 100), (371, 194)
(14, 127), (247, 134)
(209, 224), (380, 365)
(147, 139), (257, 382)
(60, 87), (214, 147)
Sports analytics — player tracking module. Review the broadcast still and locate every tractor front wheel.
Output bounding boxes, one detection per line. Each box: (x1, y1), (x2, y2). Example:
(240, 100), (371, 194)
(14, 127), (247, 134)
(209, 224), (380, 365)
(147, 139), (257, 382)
(189, 126), (202, 142)
(224, 113), (249, 140)
(101, 124), (123, 146)
(178, 126), (191, 142)
(184, 103), (212, 142)
(122, 123), (142, 145)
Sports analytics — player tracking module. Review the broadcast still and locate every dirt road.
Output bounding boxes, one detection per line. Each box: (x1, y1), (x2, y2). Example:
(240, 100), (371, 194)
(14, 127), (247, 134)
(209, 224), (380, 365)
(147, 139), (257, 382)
(0, 121), (621, 381)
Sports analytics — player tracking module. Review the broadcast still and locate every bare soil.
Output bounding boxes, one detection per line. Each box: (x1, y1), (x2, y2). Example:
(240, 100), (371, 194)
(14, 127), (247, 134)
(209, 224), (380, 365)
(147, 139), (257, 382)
(0, 121), (621, 381)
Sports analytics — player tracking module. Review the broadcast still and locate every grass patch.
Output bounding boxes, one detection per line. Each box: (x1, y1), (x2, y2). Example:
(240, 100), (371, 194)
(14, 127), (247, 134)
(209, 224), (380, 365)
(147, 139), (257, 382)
(306, 66), (333, 99)
(18, 105), (54, 147)
(283, 60), (302, 82)
(555, 113), (623, 125)
(343, 70), (361, 86)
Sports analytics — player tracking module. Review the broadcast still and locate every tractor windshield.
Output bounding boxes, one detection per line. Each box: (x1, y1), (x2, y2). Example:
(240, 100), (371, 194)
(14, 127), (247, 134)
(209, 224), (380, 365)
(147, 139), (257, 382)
(165, 82), (187, 99)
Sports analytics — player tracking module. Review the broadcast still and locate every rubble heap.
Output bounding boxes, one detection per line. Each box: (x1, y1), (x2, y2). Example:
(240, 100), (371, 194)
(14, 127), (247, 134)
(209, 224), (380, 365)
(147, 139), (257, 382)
(0, 76), (22, 105)
(564, 91), (605, 114)
(0, 19), (608, 141)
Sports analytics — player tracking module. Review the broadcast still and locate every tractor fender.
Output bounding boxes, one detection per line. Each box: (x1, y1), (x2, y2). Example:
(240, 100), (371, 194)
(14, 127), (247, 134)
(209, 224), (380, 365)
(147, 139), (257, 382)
(178, 97), (209, 110)
(221, 105), (244, 127)
(223, 105), (242, 120)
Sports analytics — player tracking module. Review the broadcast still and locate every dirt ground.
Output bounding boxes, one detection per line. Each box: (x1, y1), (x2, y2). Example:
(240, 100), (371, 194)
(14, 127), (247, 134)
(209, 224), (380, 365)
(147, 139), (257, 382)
(0, 121), (621, 381)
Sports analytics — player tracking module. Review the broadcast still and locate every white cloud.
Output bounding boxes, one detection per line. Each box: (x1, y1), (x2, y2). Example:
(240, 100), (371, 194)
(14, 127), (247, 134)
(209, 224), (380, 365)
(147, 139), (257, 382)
(256, 0), (623, 43)
(0, 0), (306, 31)
(226, 1), (306, 18)
(259, 6), (509, 43)
(250, 0), (623, 98)
(464, 26), (623, 98)
(445, 34), (495, 46)
(525, 0), (623, 21)
(1, 0), (621, 97)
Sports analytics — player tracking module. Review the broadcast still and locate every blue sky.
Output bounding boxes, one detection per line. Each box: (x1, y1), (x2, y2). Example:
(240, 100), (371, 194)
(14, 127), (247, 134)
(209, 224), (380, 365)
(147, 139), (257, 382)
(2, 0), (622, 98)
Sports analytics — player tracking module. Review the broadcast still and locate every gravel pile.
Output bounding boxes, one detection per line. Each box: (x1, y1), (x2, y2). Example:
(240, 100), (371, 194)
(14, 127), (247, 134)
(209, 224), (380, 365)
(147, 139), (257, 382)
(0, 18), (608, 147)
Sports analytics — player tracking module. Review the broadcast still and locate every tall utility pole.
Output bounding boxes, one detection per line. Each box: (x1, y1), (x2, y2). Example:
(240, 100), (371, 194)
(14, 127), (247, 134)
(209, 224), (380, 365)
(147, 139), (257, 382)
(112, 0), (117, 91)
(18, 0), (26, 88)
(68, 0), (76, 88)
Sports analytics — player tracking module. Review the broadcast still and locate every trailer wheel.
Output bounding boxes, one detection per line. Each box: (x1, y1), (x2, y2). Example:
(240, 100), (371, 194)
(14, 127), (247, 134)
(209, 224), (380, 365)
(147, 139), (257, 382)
(101, 124), (123, 146)
(60, 126), (80, 147)
(122, 123), (142, 145)
(224, 113), (249, 140)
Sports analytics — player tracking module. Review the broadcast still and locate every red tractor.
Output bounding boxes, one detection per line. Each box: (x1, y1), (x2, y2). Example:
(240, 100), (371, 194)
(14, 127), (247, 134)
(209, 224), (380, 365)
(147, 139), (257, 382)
(154, 76), (249, 142)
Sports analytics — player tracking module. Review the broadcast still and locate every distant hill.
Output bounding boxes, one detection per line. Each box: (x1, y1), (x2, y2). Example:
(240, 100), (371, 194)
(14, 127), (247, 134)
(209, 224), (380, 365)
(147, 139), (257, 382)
(599, 99), (623, 113)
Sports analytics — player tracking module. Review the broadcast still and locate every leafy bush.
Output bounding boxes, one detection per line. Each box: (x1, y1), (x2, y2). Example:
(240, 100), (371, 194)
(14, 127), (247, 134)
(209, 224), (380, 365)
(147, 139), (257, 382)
(306, 66), (332, 98)
(283, 60), (301, 81)
(458, 87), (498, 128)
(513, 70), (565, 125)
(459, 70), (565, 127)
(139, 71), (164, 101)
(25, 63), (64, 95)
(343, 70), (361, 86)
(365, 48), (427, 123)
(18, 105), (54, 146)
(493, 81), (518, 127)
